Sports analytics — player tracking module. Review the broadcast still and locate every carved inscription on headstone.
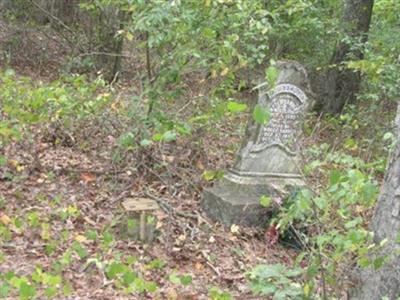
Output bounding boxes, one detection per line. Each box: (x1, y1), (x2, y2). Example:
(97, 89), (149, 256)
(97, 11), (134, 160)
(251, 84), (308, 154)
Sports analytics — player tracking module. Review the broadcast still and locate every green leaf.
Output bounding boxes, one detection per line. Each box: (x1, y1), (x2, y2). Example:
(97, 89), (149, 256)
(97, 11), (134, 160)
(249, 264), (284, 279)
(383, 132), (394, 141)
(140, 139), (152, 147)
(298, 196), (311, 212)
(300, 189), (313, 200)
(0, 155), (6, 166)
(122, 271), (137, 286)
(152, 133), (163, 141)
(362, 182), (378, 204)
(202, 170), (224, 181)
(47, 274), (61, 286)
(72, 241), (88, 259)
(102, 231), (114, 247)
(127, 218), (139, 230)
(306, 263), (319, 277)
(145, 281), (158, 293)
(162, 131), (177, 142)
(125, 255), (137, 265)
(396, 232), (400, 244)
(168, 273), (180, 284)
(63, 281), (73, 296)
(329, 170), (341, 185)
(208, 287), (232, 300)
(344, 217), (362, 229)
(373, 256), (386, 270)
(265, 65), (278, 87)
(19, 282), (36, 300)
(344, 138), (357, 149)
(45, 287), (57, 298)
(85, 229), (97, 240)
(227, 101), (247, 113)
(147, 258), (166, 269)
(348, 169), (364, 184)
(60, 250), (72, 266)
(260, 196), (272, 207)
(303, 283), (311, 296)
(358, 257), (370, 268)
(314, 196), (327, 210)
(5, 69), (15, 77)
(252, 105), (270, 125)
(285, 268), (303, 277)
(0, 283), (10, 298)
(106, 262), (126, 279)
(118, 132), (135, 148)
(251, 282), (276, 295)
(180, 275), (192, 286)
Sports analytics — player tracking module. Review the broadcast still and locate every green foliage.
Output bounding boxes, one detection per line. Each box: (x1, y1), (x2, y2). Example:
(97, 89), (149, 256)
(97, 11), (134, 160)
(0, 70), (111, 161)
(259, 157), (380, 297)
(104, 260), (159, 295)
(0, 70), (108, 125)
(0, 267), (64, 299)
(146, 258), (166, 270)
(74, 0), (340, 137)
(260, 195), (272, 208)
(168, 272), (192, 286)
(227, 101), (248, 114)
(208, 287), (232, 300)
(247, 264), (303, 299)
(202, 170), (225, 181)
(265, 64), (278, 88)
(252, 105), (270, 125)
(350, 0), (400, 103)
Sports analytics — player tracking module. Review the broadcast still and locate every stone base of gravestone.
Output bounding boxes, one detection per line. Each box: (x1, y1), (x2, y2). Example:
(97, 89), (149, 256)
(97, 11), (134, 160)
(201, 172), (304, 227)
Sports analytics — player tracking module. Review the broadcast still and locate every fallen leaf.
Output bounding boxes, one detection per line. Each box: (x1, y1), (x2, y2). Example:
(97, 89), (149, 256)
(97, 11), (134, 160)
(166, 289), (178, 300)
(156, 221), (163, 230)
(162, 155), (175, 163)
(16, 165), (25, 172)
(230, 224), (240, 234)
(265, 224), (279, 246)
(75, 235), (87, 243)
(83, 216), (96, 226)
(220, 67), (229, 76)
(196, 160), (205, 170)
(195, 262), (204, 271)
(9, 159), (19, 168)
(81, 172), (96, 183)
(0, 213), (11, 225)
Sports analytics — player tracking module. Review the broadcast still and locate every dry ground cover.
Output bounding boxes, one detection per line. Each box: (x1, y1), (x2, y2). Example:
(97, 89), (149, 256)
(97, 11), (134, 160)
(0, 112), (301, 299)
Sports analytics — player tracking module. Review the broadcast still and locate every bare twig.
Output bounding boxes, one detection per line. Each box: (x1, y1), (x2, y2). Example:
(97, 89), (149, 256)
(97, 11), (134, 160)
(29, 0), (74, 34)
(78, 52), (133, 58)
(201, 250), (221, 276)
(28, 0), (87, 53)
(143, 189), (198, 220)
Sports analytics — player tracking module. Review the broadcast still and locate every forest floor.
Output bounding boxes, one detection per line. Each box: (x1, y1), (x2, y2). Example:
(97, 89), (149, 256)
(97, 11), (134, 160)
(0, 110), (302, 299)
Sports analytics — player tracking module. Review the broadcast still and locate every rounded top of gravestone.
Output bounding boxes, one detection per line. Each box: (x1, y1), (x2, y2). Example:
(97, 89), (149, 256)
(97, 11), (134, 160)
(275, 60), (313, 95)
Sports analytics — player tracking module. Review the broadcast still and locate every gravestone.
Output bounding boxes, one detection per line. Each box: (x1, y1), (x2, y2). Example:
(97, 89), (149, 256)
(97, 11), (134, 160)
(201, 61), (313, 227)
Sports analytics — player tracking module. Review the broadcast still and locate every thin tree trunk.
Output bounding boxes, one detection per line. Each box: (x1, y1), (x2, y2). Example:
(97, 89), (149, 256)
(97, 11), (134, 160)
(318, 0), (374, 115)
(96, 8), (126, 82)
(351, 103), (400, 299)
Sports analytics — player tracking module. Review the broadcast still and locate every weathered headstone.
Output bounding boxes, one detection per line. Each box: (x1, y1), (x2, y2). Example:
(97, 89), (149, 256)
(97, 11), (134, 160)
(201, 61), (313, 227)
